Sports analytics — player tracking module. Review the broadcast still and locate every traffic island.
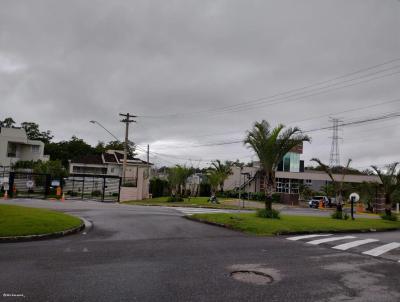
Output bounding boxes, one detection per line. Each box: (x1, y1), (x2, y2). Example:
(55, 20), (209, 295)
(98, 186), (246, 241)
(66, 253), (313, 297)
(0, 204), (84, 242)
(188, 213), (400, 236)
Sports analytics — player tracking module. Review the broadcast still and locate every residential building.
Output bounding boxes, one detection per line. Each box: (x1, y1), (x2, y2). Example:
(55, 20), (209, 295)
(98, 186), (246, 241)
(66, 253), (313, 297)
(0, 127), (49, 167)
(69, 150), (151, 200)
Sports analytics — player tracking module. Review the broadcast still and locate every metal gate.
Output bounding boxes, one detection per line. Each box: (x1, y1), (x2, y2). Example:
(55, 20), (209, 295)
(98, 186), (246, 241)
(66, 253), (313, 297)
(8, 172), (51, 199)
(63, 174), (121, 202)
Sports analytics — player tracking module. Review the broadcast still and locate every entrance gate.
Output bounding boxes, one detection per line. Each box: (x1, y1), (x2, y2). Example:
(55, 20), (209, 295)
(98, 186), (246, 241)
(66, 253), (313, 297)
(8, 172), (51, 199)
(63, 174), (121, 202)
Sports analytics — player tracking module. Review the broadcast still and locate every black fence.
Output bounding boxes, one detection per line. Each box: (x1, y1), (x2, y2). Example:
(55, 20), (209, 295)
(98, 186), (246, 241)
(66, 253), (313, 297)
(1, 171), (122, 202)
(63, 174), (121, 202)
(8, 172), (51, 199)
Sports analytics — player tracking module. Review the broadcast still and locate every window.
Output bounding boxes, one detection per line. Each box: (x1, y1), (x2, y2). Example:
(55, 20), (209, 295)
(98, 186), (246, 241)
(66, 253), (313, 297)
(7, 142), (17, 158)
(31, 145), (40, 154)
(305, 179), (312, 185)
(111, 168), (115, 173)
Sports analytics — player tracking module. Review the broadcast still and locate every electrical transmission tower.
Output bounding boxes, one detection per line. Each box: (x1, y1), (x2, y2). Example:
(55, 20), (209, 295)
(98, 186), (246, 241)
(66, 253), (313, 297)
(329, 118), (342, 167)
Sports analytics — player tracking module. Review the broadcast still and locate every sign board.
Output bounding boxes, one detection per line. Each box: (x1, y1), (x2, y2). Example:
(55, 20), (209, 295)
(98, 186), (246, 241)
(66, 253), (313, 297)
(26, 180), (34, 189)
(0, 177), (9, 186)
(349, 193), (360, 202)
(51, 180), (60, 187)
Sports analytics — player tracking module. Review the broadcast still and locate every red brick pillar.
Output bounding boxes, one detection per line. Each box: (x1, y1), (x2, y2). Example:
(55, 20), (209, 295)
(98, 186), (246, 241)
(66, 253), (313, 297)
(373, 193), (386, 214)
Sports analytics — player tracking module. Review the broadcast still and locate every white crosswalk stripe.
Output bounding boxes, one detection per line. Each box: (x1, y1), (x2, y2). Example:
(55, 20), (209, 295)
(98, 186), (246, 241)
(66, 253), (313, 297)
(286, 235), (400, 262)
(362, 242), (400, 257)
(306, 236), (356, 245)
(172, 207), (234, 215)
(332, 239), (380, 251)
(287, 234), (333, 241)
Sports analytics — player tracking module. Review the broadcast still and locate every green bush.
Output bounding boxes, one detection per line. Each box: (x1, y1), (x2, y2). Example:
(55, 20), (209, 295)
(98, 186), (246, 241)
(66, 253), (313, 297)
(331, 210), (349, 220)
(256, 209), (280, 219)
(381, 214), (398, 221)
(167, 195), (184, 203)
(91, 190), (102, 197)
(150, 178), (169, 198)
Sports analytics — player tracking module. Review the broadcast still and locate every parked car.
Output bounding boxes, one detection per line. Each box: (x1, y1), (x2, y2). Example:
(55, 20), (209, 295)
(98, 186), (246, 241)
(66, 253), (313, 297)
(308, 196), (330, 208)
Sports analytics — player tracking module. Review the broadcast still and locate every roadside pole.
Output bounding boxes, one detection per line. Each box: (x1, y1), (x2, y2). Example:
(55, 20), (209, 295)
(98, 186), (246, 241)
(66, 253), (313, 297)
(119, 113), (136, 184)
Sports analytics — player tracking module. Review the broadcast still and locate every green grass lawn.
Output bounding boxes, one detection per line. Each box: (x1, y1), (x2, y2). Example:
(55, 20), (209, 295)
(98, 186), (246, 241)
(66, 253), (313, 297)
(189, 213), (400, 236)
(123, 196), (248, 209)
(0, 204), (82, 237)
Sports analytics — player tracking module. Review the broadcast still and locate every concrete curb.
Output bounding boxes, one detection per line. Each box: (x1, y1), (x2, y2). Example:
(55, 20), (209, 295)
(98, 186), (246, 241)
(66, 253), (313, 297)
(0, 220), (86, 243)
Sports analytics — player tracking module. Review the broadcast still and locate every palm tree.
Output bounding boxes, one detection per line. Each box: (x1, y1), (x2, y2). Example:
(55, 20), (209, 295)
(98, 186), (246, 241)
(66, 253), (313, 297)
(244, 120), (311, 211)
(371, 162), (399, 207)
(209, 160), (233, 192)
(311, 158), (352, 205)
(207, 170), (221, 195)
(167, 165), (194, 197)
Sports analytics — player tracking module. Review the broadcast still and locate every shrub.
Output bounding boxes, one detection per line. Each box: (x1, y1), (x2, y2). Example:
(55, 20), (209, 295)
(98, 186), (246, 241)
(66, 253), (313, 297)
(150, 178), (169, 198)
(167, 195), (184, 203)
(91, 190), (102, 197)
(381, 214), (398, 221)
(331, 210), (349, 220)
(256, 209), (280, 219)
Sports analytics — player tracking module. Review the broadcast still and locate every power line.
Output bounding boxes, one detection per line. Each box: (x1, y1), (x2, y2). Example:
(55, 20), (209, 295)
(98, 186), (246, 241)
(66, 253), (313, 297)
(137, 58), (400, 119)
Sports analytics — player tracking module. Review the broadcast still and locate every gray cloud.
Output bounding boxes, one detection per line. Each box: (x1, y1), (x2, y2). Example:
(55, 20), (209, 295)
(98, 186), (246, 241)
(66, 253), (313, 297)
(1, 0), (399, 168)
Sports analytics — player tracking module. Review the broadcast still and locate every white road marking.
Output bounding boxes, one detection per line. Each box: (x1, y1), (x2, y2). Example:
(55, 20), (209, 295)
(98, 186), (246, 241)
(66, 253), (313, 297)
(306, 236), (357, 245)
(332, 239), (380, 251)
(287, 234), (333, 241)
(362, 242), (400, 257)
(173, 207), (233, 215)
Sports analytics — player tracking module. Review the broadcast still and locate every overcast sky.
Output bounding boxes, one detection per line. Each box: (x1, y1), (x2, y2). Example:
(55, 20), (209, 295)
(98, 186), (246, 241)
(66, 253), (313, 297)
(1, 0), (399, 168)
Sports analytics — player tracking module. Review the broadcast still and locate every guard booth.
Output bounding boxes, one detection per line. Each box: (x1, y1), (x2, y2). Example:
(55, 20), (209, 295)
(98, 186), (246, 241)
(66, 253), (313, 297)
(8, 172), (51, 199)
(63, 174), (121, 202)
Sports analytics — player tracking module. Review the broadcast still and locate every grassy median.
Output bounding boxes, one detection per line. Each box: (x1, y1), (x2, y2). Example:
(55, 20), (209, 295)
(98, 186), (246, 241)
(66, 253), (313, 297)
(0, 204), (82, 237)
(189, 213), (400, 236)
(124, 196), (252, 209)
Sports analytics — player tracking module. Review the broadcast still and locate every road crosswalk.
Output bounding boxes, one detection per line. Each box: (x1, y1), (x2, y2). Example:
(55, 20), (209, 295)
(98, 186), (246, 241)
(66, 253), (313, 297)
(172, 207), (238, 216)
(286, 234), (400, 263)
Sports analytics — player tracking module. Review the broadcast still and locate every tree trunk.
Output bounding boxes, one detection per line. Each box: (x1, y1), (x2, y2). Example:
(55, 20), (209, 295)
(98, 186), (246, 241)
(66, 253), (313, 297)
(264, 175), (273, 211)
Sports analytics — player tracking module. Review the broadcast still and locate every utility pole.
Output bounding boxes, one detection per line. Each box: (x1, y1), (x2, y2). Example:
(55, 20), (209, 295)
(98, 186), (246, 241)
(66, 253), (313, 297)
(119, 113), (136, 183)
(147, 144), (150, 177)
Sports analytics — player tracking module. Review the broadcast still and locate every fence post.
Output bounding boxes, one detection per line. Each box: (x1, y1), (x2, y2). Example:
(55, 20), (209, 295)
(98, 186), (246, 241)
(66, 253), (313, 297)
(81, 176), (85, 200)
(8, 172), (15, 198)
(118, 177), (122, 203)
(102, 176), (106, 202)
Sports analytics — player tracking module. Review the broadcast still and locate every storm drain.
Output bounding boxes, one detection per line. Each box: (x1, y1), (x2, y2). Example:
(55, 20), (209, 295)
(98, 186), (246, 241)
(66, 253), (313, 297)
(230, 270), (274, 285)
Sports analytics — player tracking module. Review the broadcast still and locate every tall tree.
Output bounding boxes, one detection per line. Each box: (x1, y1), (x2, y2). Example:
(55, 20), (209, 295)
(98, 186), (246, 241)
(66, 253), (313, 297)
(244, 120), (311, 211)
(167, 165), (194, 196)
(21, 122), (53, 144)
(0, 117), (16, 128)
(209, 160), (233, 192)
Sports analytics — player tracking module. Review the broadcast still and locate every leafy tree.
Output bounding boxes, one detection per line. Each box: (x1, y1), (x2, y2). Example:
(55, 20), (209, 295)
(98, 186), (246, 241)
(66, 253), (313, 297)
(12, 160), (67, 179)
(207, 170), (222, 195)
(244, 120), (311, 212)
(45, 136), (95, 167)
(167, 165), (194, 197)
(0, 117), (16, 128)
(371, 162), (399, 207)
(21, 122), (53, 144)
(32, 160), (67, 179)
(208, 160), (233, 192)
(298, 183), (314, 201)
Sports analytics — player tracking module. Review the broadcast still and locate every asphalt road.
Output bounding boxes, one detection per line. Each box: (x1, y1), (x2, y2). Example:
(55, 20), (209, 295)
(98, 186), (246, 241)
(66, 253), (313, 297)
(1, 199), (400, 302)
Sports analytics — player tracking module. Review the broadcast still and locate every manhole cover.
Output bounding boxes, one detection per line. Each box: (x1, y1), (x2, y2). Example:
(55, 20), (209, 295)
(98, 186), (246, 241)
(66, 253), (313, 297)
(230, 270), (273, 285)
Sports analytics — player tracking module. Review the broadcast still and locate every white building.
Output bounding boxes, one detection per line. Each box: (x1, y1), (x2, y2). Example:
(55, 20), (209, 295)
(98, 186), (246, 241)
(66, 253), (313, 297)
(0, 127), (49, 167)
(69, 150), (151, 201)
